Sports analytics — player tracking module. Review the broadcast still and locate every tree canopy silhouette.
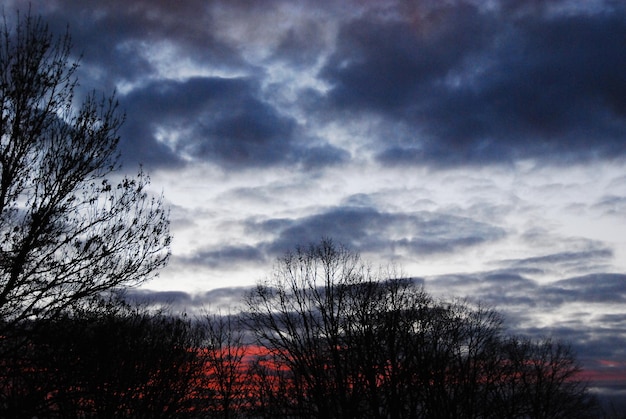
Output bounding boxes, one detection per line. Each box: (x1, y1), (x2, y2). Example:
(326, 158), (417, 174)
(245, 239), (599, 419)
(0, 297), (203, 418)
(0, 239), (604, 418)
(0, 11), (170, 335)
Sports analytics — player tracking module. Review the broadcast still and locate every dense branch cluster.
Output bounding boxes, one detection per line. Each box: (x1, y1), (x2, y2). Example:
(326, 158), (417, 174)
(0, 12), (170, 334)
(244, 240), (598, 419)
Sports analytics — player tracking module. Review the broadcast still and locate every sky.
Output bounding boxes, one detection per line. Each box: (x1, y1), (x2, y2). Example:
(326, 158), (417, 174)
(10, 0), (626, 400)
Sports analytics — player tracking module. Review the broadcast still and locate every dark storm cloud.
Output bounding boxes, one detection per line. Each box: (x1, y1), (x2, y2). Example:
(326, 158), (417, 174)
(321, 3), (493, 112)
(9, 0), (241, 168)
(176, 244), (265, 269)
(27, 0), (626, 169)
(320, 2), (626, 165)
(251, 206), (506, 257)
(24, 0), (350, 169)
(272, 20), (329, 68)
(501, 247), (614, 273)
(119, 76), (348, 168)
(172, 206), (506, 270)
(544, 273), (626, 303)
(38, 0), (246, 86)
(116, 76), (248, 168)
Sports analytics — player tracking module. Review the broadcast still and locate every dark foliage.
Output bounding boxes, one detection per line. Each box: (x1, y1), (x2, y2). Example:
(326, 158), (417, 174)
(0, 297), (204, 418)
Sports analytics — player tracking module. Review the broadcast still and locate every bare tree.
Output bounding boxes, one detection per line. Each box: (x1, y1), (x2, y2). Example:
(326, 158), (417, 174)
(492, 336), (599, 419)
(200, 311), (250, 419)
(411, 300), (504, 419)
(245, 239), (367, 418)
(245, 239), (598, 419)
(246, 348), (300, 419)
(340, 274), (432, 419)
(0, 11), (170, 333)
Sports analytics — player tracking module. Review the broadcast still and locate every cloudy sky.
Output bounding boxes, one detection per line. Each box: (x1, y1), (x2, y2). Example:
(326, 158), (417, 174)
(13, 0), (626, 399)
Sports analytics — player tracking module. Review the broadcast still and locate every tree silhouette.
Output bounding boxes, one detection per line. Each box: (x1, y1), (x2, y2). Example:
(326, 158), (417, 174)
(0, 11), (170, 338)
(0, 297), (204, 418)
(245, 239), (368, 418)
(245, 239), (599, 419)
(199, 311), (250, 418)
(492, 336), (598, 419)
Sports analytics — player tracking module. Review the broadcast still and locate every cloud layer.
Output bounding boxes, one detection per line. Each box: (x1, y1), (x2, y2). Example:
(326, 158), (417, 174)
(17, 0), (626, 170)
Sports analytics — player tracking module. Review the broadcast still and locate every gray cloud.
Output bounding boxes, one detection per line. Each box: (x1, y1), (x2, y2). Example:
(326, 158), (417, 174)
(501, 248), (614, 273)
(119, 76), (349, 168)
(252, 206), (506, 257)
(319, 1), (626, 166)
(422, 268), (626, 400)
(170, 206), (506, 271)
(123, 289), (194, 308)
(124, 286), (252, 313)
(26, 0), (626, 169)
(429, 270), (626, 311)
(176, 244), (265, 270)
(545, 273), (626, 304)
(593, 195), (626, 216)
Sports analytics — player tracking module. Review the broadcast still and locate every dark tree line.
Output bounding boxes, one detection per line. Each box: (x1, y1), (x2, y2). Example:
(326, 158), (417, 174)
(0, 240), (603, 418)
(244, 239), (599, 419)
(0, 297), (204, 417)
